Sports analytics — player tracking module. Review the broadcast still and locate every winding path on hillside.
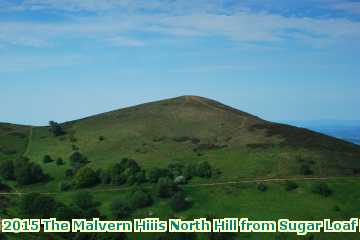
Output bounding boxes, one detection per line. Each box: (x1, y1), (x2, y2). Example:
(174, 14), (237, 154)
(1, 176), (359, 196)
(23, 126), (33, 157)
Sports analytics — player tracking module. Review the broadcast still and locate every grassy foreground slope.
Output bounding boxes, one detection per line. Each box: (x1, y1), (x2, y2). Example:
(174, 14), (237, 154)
(21, 96), (360, 191)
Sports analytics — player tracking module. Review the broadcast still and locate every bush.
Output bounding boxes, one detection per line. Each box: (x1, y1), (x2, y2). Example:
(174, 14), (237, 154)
(97, 169), (111, 184)
(14, 157), (48, 185)
(19, 193), (56, 218)
(257, 183), (268, 192)
(148, 167), (171, 183)
(312, 183), (332, 197)
(43, 155), (53, 163)
(56, 158), (64, 165)
(184, 163), (197, 180)
(72, 191), (100, 218)
(0, 159), (15, 180)
(59, 181), (72, 192)
(0, 181), (11, 192)
(197, 161), (212, 178)
(285, 181), (298, 191)
(110, 158), (144, 185)
(49, 121), (65, 136)
(69, 152), (89, 166)
(99, 136), (105, 141)
(300, 164), (313, 175)
(111, 199), (132, 218)
(157, 177), (178, 198)
(170, 191), (190, 212)
(129, 189), (152, 209)
(74, 167), (99, 188)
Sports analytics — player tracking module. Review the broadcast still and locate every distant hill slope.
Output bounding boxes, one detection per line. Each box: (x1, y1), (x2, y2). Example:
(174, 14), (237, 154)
(2, 96), (360, 189)
(0, 123), (30, 161)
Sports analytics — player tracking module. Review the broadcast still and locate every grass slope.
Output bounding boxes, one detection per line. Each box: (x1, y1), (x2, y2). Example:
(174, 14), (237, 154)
(2, 96), (360, 240)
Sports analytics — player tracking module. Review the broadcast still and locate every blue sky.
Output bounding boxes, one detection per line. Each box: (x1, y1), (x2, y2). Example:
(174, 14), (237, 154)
(1, 0), (360, 126)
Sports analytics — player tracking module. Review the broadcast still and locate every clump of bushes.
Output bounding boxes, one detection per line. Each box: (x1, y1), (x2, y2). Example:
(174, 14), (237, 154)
(74, 167), (100, 188)
(69, 151), (89, 166)
(49, 121), (65, 136)
(156, 177), (178, 198)
(0, 157), (48, 185)
(285, 181), (298, 191)
(170, 191), (191, 212)
(257, 183), (268, 192)
(56, 158), (64, 165)
(108, 158), (146, 186)
(312, 183), (332, 197)
(43, 155), (54, 163)
(129, 189), (153, 209)
(300, 164), (313, 175)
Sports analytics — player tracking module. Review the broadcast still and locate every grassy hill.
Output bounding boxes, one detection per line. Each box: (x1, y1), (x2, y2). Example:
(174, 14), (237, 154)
(20, 96), (360, 188)
(2, 96), (360, 240)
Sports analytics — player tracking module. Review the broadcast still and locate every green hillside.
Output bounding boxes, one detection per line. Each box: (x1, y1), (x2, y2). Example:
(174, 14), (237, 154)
(1, 96), (360, 240)
(22, 96), (360, 187)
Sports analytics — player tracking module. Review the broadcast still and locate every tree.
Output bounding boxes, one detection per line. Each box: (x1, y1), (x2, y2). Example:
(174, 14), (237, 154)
(56, 158), (64, 165)
(19, 193), (56, 218)
(300, 164), (313, 175)
(170, 191), (189, 212)
(148, 167), (170, 183)
(257, 183), (268, 192)
(59, 181), (72, 191)
(312, 183), (332, 197)
(197, 161), (212, 178)
(43, 155), (53, 163)
(0, 180), (11, 192)
(74, 167), (99, 188)
(72, 191), (101, 218)
(110, 158), (144, 185)
(69, 151), (88, 166)
(285, 181), (298, 191)
(14, 157), (48, 185)
(0, 159), (15, 180)
(129, 189), (152, 209)
(184, 163), (197, 180)
(156, 177), (178, 198)
(111, 199), (132, 218)
(49, 121), (65, 136)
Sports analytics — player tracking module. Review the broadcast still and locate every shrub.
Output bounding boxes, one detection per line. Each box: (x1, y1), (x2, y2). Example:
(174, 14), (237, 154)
(129, 189), (152, 209)
(110, 158), (144, 185)
(69, 151), (88, 166)
(157, 177), (178, 198)
(56, 158), (64, 165)
(99, 136), (105, 141)
(14, 157), (48, 185)
(111, 199), (132, 218)
(19, 193), (56, 218)
(257, 183), (268, 192)
(59, 181), (72, 192)
(300, 164), (313, 175)
(43, 155), (53, 163)
(170, 191), (190, 212)
(312, 183), (332, 197)
(49, 121), (65, 136)
(197, 161), (212, 178)
(0, 159), (15, 180)
(285, 181), (298, 191)
(148, 167), (171, 183)
(74, 167), (99, 188)
(72, 191), (100, 218)
(183, 163), (197, 180)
